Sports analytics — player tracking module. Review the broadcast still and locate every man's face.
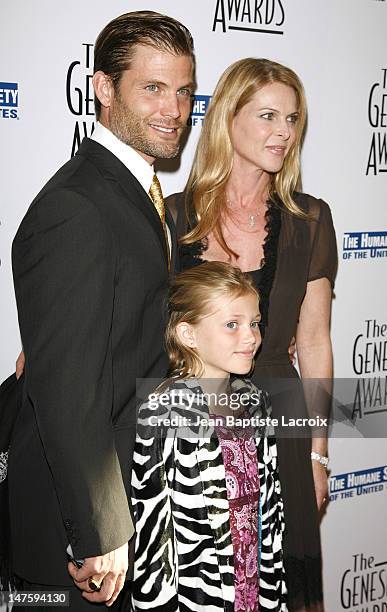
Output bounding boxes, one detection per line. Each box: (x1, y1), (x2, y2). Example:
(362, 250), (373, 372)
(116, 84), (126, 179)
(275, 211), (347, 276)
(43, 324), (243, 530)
(108, 44), (194, 163)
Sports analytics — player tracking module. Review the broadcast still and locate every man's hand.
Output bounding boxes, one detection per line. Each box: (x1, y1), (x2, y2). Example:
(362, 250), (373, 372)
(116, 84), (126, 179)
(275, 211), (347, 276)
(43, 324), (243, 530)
(288, 336), (296, 366)
(16, 350), (25, 379)
(312, 460), (328, 513)
(68, 542), (128, 607)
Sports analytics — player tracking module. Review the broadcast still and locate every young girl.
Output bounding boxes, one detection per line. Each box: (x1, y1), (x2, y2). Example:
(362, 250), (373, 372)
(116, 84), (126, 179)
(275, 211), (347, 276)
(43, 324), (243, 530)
(131, 262), (287, 612)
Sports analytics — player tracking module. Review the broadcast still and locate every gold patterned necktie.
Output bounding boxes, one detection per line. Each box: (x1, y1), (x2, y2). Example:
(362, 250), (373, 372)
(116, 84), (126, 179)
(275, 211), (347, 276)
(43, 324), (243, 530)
(149, 174), (170, 270)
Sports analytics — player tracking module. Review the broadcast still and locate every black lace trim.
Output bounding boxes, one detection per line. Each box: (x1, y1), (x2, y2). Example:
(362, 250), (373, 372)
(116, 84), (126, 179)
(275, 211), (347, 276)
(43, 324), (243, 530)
(258, 198), (281, 327)
(178, 198), (282, 329)
(179, 236), (208, 270)
(284, 554), (323, 611)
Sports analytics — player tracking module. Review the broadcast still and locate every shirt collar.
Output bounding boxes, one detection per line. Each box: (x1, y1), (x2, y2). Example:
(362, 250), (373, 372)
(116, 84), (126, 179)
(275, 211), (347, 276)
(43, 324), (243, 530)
(90, 122), (154, 194)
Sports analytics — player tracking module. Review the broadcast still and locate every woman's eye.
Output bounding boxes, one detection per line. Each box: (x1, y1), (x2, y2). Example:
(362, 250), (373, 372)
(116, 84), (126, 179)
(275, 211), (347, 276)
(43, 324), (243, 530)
(226, 321), (238, 329)
(287, 114), (299, 124)
(251, 321), (261, 329)
(260, 112), (274, 120)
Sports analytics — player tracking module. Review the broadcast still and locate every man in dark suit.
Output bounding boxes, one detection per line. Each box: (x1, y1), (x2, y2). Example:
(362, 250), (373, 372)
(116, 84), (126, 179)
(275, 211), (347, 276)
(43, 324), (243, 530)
(10, 11), (194, 609)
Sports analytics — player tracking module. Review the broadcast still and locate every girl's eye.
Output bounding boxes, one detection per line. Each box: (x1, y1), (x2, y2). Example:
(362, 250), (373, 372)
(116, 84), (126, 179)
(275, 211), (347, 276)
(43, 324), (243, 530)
(226, 321), (238, 329)
(251, 321), (261, 329)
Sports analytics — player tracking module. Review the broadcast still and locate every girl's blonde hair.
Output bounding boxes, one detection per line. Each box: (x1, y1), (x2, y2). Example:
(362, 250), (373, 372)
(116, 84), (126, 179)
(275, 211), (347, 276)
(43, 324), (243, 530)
(166, 261), (259, 379)
(181, 58), (308, 257)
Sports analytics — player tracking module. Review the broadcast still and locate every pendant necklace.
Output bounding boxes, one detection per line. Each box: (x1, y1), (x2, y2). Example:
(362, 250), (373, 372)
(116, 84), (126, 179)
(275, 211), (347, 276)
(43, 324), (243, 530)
(226, 196), (266, 232)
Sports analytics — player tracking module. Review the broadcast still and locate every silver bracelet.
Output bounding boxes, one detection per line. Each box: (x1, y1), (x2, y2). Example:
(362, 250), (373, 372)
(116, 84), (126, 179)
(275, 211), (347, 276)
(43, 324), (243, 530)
(311, 451), (329, 468)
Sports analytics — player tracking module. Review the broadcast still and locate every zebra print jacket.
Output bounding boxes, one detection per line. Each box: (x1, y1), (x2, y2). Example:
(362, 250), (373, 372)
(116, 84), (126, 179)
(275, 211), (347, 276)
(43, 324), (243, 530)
(131, 377), (287, 611)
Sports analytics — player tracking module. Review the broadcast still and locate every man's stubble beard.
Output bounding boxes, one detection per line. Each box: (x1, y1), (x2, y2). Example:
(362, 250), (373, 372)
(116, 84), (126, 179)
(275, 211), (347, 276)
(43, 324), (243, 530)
(109, 93), (185, 160)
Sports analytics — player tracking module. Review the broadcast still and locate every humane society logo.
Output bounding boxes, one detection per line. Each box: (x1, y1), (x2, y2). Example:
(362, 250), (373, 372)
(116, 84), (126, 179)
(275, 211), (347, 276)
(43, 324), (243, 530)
(0, 82), (19, 119)
(329, 465), (387, 503)
(342, 231), (387, 260)
(188, 95), (211, 127)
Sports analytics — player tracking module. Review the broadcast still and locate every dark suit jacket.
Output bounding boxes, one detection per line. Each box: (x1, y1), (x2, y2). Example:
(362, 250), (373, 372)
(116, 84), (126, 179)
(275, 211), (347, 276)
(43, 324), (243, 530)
(10, 138), (174, 585)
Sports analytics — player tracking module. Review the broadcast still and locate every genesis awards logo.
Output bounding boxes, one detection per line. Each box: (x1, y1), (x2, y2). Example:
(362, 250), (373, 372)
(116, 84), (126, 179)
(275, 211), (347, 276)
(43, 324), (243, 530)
(213, 0), (285, 35)
(351, 318), (387, 420)
(342, 231), (387, 260)
(188, 95), (211, 127)
(66, 43), (95, 156)
(0, 82), (19, 119)
(366, 68), (387, 175)
(339, 551), (387, 610)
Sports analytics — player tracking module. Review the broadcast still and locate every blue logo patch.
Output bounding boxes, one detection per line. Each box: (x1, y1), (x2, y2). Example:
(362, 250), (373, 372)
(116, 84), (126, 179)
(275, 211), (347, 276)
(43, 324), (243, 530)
(191, 95), (211, 116)
(0, 82), (19, 119)
(188, 95), (211, 127)
(342, 231), (387, 260)
(329, 465), (387, 502)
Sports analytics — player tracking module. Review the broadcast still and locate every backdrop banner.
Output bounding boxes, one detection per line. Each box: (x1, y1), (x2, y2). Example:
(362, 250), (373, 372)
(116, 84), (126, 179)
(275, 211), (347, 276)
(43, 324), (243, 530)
(1, 2), (386, 610)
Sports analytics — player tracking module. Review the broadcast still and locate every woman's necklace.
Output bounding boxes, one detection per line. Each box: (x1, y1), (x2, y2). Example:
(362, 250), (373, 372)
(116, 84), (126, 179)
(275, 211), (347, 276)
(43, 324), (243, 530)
(225, 196), (267, 233)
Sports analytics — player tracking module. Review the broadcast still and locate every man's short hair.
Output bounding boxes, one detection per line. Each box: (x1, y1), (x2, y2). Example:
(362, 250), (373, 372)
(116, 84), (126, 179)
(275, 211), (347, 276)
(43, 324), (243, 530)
(94, 10), (195, 119)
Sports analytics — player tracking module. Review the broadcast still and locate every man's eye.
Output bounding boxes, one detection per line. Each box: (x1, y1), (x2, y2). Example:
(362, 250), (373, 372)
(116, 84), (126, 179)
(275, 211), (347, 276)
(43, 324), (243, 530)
(177, 88), (192, 97)
(226, 322), (238, 329)
(146, 84), (159, 92)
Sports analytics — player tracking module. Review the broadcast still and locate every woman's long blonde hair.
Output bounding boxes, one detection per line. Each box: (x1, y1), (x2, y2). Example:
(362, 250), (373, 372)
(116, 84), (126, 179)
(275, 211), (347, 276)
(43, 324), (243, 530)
(166, 261), (259, 379)
(181, 58), (308, 255)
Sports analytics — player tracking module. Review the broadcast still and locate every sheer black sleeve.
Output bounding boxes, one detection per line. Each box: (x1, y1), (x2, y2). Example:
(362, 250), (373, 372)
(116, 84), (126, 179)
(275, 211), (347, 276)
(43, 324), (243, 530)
(307, 198), (338, 289)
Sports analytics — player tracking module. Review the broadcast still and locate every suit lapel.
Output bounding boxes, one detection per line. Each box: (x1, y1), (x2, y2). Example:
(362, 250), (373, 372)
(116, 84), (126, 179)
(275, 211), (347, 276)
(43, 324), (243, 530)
(166, 206), (178, 273)
(117, 171), (170, 266)
(77, 138), (170, 270)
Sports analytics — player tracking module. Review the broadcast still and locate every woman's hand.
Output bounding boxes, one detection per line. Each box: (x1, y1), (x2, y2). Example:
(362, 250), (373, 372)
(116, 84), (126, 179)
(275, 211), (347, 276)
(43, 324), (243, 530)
(312, 459), (328, 512)
(16, 351), (25, 379)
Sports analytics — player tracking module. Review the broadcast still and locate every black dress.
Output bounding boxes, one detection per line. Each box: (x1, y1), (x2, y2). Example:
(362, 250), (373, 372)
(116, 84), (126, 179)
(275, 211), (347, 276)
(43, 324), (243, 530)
(168, 191), (338, 611)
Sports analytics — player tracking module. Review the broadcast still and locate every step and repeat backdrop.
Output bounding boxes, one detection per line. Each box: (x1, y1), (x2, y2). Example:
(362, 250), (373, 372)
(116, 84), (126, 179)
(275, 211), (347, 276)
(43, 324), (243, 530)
(1, 1), (386, 610)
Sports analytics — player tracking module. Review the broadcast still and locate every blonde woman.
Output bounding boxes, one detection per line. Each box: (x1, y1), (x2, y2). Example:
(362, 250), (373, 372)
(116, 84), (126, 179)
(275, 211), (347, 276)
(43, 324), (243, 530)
(168, 58), (337, 611)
